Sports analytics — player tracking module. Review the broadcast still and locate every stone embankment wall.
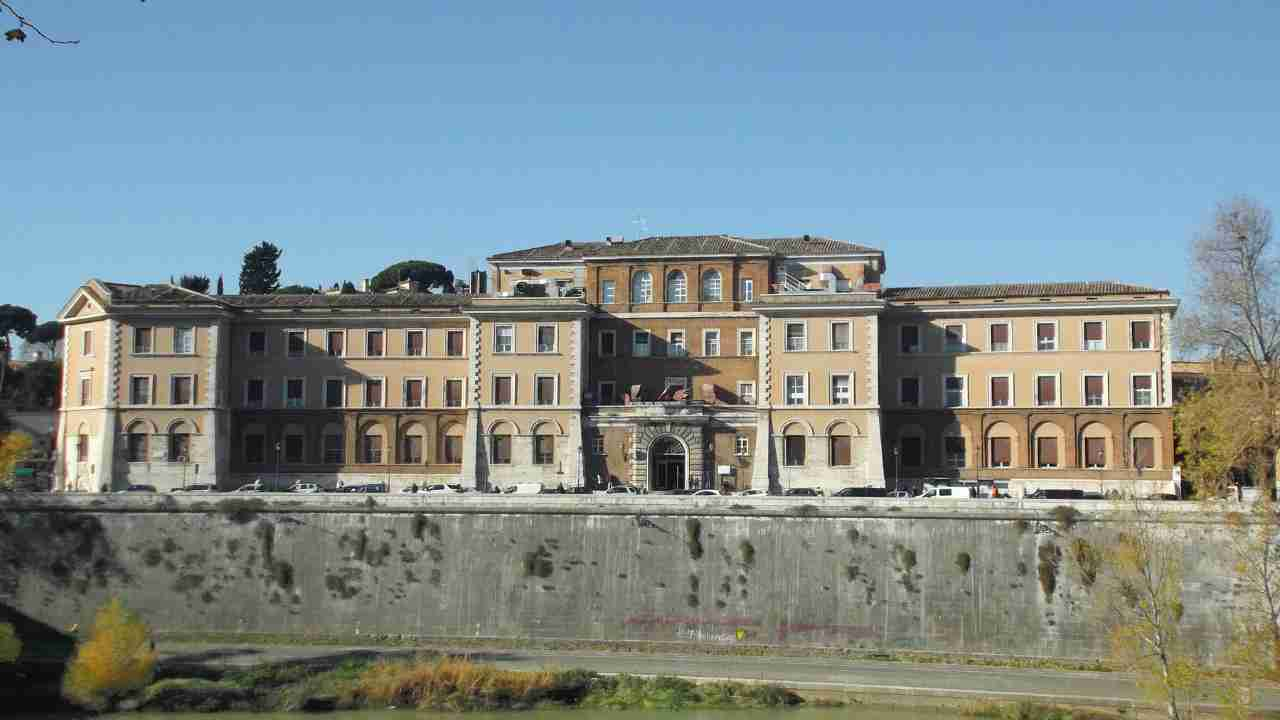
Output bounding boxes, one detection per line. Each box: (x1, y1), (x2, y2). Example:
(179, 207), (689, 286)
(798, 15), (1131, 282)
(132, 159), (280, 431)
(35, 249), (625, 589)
(0, 495), (1240, 660)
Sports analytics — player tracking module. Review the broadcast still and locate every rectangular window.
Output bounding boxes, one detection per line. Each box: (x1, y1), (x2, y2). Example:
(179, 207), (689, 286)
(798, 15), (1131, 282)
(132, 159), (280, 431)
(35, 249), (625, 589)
(535, 375), (556, 405)
(735, 435), (749, 456)
(945, 436), (966, 468)
(168, 433), (190, 463)
(495, 325), (514, 353)
(1036, 375), (1057, 406)
(127, 432), (148, 462)
(601, 280), (616, 304)
(327, 330), (345, 356)
(741, 278), (754, 302)
(76, 434), (89, 463)
(533, 435), (554, 465)
(493, 375), (514, 405)
(246, 379), (265, 408)
(82, 329), (93, 356)
(171, 375), (196, 405)
(668, 330), (687, 357)
(1085, 374), (1105, 406)
(633, 331), (651, 357)
(738, 330), (755, 356)
(1084, 437), (1106, 468)
(990, 376), (1010, 407)
(362, 435), (383, 464)
(245, 434), (266, 464)
(900, 436), (922, 467)
(404, 378), (424, 408)
(737, 381), (756, 405)
(284, 378), (304, 409)
(944, 324), (965, 352)
(831, 321), (851, 351)
(831, 374), (851, 405)
(1132, 374), (1154, 406)
(366, 330), (385, 357)
(1131, 321), (1152, 350)
(402, 435), (423, 464)
(989, 322), (1010, 352)
(1037, 437), (1059, 468)
(592, 436), (606, 456)
(446, 330), (465, 357)
(174, 327), (195, 354)
(704, 330), (720, 357)
(324, 379), (343, 408)
(286, 330), (306, 357)
(785, 322), (807, 351)
(599, 330), (616, 357)
(406, 330), (425, 357)
(364, 378), (383, 408)
(133, 327), (153, 354)
(1036, 322), (1057, 351)
(248, 330), (266, 355)
(900, 325), (921, 354)
(830, 435), (852, 467)
(598, 381), (616, 405)
(536, 325), (556, 353)
(1133, 437), (1155, 469)
(784, 436), (806, 466)
(989, 437), (1012, 468)
(129, 375), (152, 405)
(900, 377), (920, 407)
(323, 433), (343, 464)
(943, 376), (966, 408)
(491, 435), (512, 464)
(445, 379), (463, 407)
(79, 375), (91, 406)
(284, 434), (304, 464)
(785, 374), (807, 406)
(1084, 321), (1105, 351)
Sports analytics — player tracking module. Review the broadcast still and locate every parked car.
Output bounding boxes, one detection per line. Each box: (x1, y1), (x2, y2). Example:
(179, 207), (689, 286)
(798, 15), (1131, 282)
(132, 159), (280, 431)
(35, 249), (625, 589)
(660, 488), (696, 495)
(832, 486), (889, 498)
(917, 484), (977, 499)
(118, 484), (157, 493)
(604, 485), (641, 495)
(735, 488), (767, 497)
(888, 490), (912, 499)
(171, 483), (218, 493)
(784, 487), (822, 497)
(289, 483), (322, 494)
(421, 483), (463, 495)
(692, 489), (721, 496)
(233, 483), (262, 493)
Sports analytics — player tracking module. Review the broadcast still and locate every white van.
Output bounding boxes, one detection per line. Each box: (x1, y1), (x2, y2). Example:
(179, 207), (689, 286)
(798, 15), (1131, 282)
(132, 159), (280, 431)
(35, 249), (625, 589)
(917, 484), (977, 499)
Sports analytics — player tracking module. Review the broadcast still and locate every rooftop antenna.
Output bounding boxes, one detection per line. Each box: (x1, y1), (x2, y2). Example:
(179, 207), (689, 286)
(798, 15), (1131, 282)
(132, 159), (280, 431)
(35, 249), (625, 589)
(632, 214), (650, 239)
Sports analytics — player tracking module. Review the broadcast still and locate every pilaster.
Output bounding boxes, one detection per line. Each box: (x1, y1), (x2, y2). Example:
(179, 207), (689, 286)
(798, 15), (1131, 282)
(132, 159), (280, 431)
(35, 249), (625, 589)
(750, 411), (772, 490)
(458, 409), (481, 489)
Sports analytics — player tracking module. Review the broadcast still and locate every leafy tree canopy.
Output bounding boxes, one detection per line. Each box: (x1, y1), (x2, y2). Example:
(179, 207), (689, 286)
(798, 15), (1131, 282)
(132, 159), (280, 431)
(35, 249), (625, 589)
(239, 242), (283, 295)
(178, 275), (211, 294)
(0, 304), (37, 350)
(370, 261), (455, 293)
(340, 281), (357, 294)
(275, 285), (318, 295)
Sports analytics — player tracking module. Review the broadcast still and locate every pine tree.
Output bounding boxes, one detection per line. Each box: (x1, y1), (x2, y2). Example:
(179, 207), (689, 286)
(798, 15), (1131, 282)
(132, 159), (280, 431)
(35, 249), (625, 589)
(238, 242), (283, 295)
(177, 275), (211, 294)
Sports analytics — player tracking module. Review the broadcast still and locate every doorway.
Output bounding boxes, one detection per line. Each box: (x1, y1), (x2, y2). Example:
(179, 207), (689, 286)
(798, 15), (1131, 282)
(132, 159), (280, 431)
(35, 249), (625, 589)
(650, 436), (687, 491)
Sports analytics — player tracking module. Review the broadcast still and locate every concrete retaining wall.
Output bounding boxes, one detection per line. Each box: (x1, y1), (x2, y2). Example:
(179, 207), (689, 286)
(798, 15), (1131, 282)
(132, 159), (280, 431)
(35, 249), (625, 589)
(0, 495), (1241, 660)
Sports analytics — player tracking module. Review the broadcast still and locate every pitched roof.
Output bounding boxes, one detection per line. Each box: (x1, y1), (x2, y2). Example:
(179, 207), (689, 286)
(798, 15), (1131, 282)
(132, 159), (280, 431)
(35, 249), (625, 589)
(487, 234), (881, 261)
(99, 282), (222, 305)
(225, 292), (465, 308)
(882, 281), (1167, 302)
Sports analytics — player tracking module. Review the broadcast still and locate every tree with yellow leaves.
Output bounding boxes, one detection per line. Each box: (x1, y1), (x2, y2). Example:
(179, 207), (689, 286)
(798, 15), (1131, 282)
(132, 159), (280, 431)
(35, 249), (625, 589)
(62, 598), (157, 710)
(0, 432), (33, 490)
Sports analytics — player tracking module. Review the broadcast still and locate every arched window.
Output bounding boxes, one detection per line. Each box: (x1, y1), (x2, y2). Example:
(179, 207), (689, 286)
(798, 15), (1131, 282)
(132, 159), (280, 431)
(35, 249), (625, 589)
(783, 422), (807, 467)
(489, 422), (514, 465)
(126, 421), (149, 462)
(828, 422), (852, 467)
(440, 423), (464, 464)
(532, 422), (556, 465)
(701, 270), (722, 301)
(666, 271), (687, 303)
(168, 421), (192, 463)
(1080, 422), (1111, 469)
(984, 421), (1019, 469)
(1129, 422), (1162, 470)
(631, 271), (653, 304)
(361, 425), (385, 464)
(401, 422), (426, 464)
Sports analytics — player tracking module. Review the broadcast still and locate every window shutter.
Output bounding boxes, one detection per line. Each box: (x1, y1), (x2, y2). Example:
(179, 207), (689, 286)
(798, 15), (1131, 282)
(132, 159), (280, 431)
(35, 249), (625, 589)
(1037, 323), (1054, 342)
(1133, 438), (1155, 469)
(830, 436), (851, 466)
(1085, 376), (1104, 402)
(991, 437), (1011, 466)
(1037, 376), (1056, 404)
(990, 324), (1009, 344)
(1132, 321), (1151, 347)
(1085, 322), (1103, 341)
(1037, 437), (1058, 466)
(991, 377), (1009, 405)
(1085, 437), (1106, 467)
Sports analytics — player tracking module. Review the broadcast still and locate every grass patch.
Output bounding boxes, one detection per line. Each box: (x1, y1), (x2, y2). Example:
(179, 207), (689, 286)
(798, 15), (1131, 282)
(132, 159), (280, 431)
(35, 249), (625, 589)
(963, 700), (1122, 720)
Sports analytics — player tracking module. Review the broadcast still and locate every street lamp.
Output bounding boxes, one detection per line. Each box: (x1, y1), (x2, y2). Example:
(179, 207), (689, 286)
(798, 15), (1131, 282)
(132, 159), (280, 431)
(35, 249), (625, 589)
(179, 454), (189, 490)
(274, 442), (282, 492)
(892, 444), (901, 493)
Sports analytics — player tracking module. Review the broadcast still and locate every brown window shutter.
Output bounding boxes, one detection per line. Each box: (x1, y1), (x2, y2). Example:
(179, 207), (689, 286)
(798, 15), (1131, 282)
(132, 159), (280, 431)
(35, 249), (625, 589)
(1085, 437), (1106, 467)
(495, 377), (511, 404)
(407, 380), (422, 407)
(830, 436), (851, 466)
(538, 377), (554, 403)
(448, 331), (463, 356)
(1036, 323), (1054, 341)
(990, 324), (1009, 344)
(1134, 375), (1152, 390)
(1132, 321), (1151, 347)
(447, 380), (462, 406)
(1037, 376), (1056, 404)
(991, 377), (1009, 405)
(991, 437), (1011, 466)
(1085, 322), (1103, 341)
(1037, 437), (1058, 466)
(408, 332), (424, 356)
(1133, 438), (1155, 468)
(1085, 375), (1104, 399)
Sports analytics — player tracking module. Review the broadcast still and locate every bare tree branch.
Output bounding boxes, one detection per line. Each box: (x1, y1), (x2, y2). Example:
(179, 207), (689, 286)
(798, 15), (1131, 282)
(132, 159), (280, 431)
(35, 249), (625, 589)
(1, 0), (79, 45)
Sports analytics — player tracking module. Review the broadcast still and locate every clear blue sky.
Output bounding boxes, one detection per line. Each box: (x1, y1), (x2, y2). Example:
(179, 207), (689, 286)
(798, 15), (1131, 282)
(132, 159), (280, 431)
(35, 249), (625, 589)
(4, 1), (1278, 325)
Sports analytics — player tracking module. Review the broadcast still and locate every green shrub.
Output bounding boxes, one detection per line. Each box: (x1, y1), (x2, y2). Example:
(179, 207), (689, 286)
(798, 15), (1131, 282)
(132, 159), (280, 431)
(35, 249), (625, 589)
(0, 622), (20, 663)
(956, 552), (972, 573)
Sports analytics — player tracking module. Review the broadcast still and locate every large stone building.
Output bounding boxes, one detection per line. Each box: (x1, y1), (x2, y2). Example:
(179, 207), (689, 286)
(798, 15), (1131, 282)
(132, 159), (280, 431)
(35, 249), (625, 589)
(54, 235), (1178, 495)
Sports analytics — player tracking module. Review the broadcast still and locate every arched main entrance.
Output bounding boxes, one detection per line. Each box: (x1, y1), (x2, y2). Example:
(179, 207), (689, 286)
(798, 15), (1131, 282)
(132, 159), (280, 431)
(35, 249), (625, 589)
(650, 436), (687, 492)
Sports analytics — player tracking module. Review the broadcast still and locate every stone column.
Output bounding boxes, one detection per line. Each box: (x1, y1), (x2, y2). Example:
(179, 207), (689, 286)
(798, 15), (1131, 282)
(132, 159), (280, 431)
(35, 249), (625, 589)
(750, 412), (772, 491)
(458, 408), (481, 489)
(863, 411), (886, 487)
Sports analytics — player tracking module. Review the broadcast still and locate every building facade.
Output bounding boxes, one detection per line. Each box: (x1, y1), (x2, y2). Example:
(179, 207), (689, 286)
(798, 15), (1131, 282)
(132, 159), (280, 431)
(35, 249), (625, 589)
(55, 235), (1178, 495)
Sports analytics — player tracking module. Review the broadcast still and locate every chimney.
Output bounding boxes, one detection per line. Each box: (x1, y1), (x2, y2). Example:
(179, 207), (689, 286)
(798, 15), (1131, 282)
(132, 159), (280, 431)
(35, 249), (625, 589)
(470, 270), (488, 296)
(358, 278), (371, 293)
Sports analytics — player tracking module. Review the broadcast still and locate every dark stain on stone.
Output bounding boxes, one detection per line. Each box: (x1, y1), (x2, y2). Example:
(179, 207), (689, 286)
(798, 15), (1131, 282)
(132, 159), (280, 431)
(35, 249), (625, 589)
(172, 574), (204, 593)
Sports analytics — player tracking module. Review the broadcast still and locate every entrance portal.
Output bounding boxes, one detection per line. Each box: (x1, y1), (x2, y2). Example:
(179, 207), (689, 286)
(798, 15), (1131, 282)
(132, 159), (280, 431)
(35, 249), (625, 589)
(649, 437), (687, 492)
